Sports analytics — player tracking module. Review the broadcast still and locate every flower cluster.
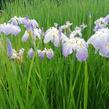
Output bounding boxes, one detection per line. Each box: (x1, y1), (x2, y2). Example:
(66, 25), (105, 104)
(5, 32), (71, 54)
(9, 16), (42, 42)
(88, 15), (109, 57)
(1, 15), (109, 63)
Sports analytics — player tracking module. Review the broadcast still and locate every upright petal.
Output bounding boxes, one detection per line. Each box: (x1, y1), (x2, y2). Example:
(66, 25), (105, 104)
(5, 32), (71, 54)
(7, 39), (13, 57)
(30, 19), (39, 28)
(33, 28), (42, 40)
(46, 49), (54, 59)
(22, 31), (29, 42)
(37, 50), (45, 59)
(28, 48), (34, 58)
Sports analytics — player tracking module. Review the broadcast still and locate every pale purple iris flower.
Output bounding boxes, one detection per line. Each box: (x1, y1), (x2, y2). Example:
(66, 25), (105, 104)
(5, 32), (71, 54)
(104, 15), (109, 24)
(0, 23), (21, 36)
(61, 24), (88, 61)
(62, 29), (88, 61)
(20, 17), (41, 42)
(22, 31), (29, 42)
(22, 17), (38, 29)
(87, 28), (109, 57)
(8, 16), (18, 25)
(8, 16), (41, 41)
(37, 49), (45, 59)
(17, 17), (25, 25)
(44, 27), (59, 47)
(70, 28), (82, 38)
(7, 39), (24, 60)
(94, 17), (108, 31)
(30, 19), (39, 28)
(62, 37), (75, 57)
(44, 27), (66, 47)
(33, 28), (42, 40)
(70, 24), (87, 38)
(75, 41), (88, 61)
(37, 48), (54, 59)
(28, 48), (34, 58)
(9, 16), (39, 30)
(22, 28), (42, 42)
(46, 48), (54, 59)
(76, 48), (88, 61)
(60, 21), (72, 30)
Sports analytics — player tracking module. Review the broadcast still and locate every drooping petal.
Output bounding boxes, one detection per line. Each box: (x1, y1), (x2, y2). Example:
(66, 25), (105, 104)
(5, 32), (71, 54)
(44, 27), (60, 47)
(87, 28), (109, 52)
(10, 25), (21, 36)
(104, 15), (109, 24)
(53, 35), (60, 47)
(99, 45), (109, 57)
(76, 48), (88, 61)
(62, 42), (73, 57)
(0, 24), (21, 36)
(44, 32), (53, 43)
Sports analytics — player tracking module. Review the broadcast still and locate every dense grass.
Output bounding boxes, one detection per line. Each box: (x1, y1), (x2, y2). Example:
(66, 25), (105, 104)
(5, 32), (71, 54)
(0, 0), (109, 109)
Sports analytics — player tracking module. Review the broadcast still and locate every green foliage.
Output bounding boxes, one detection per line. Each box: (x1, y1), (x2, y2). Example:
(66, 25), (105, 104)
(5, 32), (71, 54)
(0, 0), (109, 109)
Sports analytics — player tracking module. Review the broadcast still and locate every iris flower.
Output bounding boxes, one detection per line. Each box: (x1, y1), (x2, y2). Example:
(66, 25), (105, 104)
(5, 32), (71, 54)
(70, 24), (87, 38)
(37, 48), (54, 59)
(60, 21), (72, 30)
(44, 27), (66, 47)
(22, 28), (42, 42)
(94, 17), (109, 31)
(37, 49), (45, 59)
(0, 23), (21, 36)
(62, 36), (88, 61)
(87, 28), (109, 57)
(46, 48), (54, 59)
(62, 24), (88, 61)
(21, 17), (42, 42)
(9, 16), (39, 28)
(104, 15), (109, 24)
(7, 39), (24, 61)
(28, 48), (34, 58)
(8, 16), (42, 41)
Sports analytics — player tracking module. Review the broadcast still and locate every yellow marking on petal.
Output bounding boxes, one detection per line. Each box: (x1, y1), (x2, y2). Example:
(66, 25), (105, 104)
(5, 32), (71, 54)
(106, 43), (109, 48)
(79, 43), (83, 48)
(28, 31), (33, 37)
